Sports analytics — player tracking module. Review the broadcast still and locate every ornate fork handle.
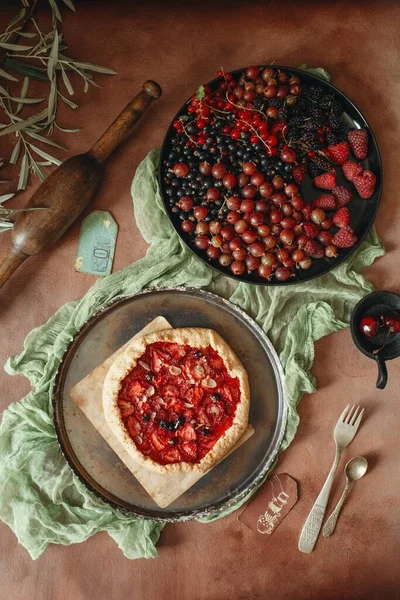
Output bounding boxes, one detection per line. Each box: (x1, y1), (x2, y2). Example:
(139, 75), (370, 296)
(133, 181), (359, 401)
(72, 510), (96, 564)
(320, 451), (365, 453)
(298, 449), (341, 553)
(323, 480), (351, 537)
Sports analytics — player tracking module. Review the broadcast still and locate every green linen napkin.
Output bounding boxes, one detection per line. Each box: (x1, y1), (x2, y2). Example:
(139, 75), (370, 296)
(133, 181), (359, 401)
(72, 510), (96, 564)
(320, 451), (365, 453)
(0, 148), (384, 560)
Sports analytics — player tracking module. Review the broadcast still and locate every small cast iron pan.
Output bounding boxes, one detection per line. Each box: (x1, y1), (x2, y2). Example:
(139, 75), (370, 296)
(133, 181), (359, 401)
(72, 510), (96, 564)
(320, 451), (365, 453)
(351, 291), (400, 389)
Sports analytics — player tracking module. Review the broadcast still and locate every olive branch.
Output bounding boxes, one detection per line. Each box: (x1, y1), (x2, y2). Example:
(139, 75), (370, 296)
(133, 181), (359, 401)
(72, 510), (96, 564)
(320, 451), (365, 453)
(0, 0), (117, 231)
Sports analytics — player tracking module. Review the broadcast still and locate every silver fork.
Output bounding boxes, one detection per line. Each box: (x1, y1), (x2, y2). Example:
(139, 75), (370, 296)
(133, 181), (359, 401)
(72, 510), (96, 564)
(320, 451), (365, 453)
(298, 404), (364, 553)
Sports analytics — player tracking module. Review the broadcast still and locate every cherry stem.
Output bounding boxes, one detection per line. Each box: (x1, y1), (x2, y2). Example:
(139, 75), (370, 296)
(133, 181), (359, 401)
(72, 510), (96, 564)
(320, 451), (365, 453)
(372, 327), (394, 355)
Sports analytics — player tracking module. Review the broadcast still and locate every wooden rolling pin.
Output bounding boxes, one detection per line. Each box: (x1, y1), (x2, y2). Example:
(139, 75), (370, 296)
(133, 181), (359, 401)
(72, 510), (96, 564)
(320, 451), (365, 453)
(0, 80), (162, 288)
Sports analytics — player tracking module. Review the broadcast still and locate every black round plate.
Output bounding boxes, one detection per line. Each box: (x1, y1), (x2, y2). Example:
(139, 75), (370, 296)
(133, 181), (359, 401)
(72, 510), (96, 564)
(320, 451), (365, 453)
(159, 65), (382, 285)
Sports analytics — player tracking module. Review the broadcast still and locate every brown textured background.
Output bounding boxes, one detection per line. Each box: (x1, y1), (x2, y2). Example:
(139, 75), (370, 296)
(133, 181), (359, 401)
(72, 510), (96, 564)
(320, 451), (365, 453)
(1, 1), (400, 599)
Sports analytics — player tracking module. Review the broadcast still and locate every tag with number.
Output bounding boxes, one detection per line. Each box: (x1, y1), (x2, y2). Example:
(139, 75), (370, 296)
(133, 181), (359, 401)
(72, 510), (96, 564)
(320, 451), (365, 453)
(75, 210), (118, 276)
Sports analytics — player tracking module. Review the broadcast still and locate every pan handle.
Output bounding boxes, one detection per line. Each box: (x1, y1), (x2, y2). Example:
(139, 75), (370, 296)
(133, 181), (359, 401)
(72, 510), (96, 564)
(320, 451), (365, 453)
(375, 354), (388, 389)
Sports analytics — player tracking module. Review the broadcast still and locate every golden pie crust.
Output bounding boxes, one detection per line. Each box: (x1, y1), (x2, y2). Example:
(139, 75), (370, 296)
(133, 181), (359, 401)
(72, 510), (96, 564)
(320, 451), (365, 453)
(102, 327), (250, 473)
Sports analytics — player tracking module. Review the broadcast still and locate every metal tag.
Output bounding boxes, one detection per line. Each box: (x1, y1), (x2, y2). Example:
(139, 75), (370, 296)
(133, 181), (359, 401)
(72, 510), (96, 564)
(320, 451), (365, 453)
(75, 210), (118, 276)
(239, 473), (298, 536)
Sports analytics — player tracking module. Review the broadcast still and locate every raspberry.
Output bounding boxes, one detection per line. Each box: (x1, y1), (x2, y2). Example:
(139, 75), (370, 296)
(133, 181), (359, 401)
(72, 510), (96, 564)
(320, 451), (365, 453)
(332, 186), (351, 207)
(303, 222), (319, 238)
(348, 129), (368, 160)
(342, 160), (363, 181)
(328, 141), (349, 165)
(332, 207), (350, 228)
(314, 171), (336, 189)
(313, 194), (337, 210)
(304, 240), (324, 258)
(302, 204), (313, 221)
(333, 226), (357, 248)
(293, 164), (306, 184)
(353, 170), (376, 199)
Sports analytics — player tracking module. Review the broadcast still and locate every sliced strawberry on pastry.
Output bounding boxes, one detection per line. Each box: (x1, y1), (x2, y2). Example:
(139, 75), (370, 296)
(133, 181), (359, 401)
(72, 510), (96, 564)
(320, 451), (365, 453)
(178, 423), (197, 441)
(205, 400), (225, 427)
(162, 447), (182, 463)
(150, 431), (169, 452)
(117, 399), (135, 418)
(180, 441), (198, 462)
(151, 347), (171, 373)
(128, 380), (145, 396)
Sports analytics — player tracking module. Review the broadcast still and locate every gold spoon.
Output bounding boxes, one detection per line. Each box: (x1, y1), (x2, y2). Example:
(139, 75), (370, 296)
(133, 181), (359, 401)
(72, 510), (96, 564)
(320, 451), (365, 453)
(322, 456), (368, 538)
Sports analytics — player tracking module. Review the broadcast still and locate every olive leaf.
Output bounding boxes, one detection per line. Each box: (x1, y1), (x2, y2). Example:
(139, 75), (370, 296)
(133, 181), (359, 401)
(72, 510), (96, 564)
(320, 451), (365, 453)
(0, 193), (15, 204)
(25, 129), (66, 149)
(60, 64), (73, 95)
(17, 152), (29, 190)
(48, 0), (62, 22)
(0, 42), (33, 51)
(0, 108), (48, 136)
(10, 138), (21, 164)
(28, 143), (61, 165)
(61, 0), (76, 11)
(47, 30), (59, 81)
(16, 76), (29, 114)
(0, 221), (13, 231)
(0, 68), (18, 82)
(72, 62), (118, 75)
(55, 123), (80, 133)
(298, 64), (331, 82)
(9, 96), (45, 104)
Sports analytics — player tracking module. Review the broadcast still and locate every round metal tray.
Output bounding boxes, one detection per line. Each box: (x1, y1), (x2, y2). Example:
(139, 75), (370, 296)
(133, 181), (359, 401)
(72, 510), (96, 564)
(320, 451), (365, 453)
(159, 65), (382, 285)
(53, 287), (286, 521)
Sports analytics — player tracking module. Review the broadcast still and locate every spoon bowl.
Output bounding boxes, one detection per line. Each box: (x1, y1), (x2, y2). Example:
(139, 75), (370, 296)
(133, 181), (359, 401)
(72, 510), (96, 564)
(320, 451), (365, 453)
(345, 456), (368, 482)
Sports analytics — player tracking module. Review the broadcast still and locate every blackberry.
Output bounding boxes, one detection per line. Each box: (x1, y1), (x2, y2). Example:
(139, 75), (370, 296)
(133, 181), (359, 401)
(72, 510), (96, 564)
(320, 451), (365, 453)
(311, 107), (324, 120)
(289, 114), (304, 128)
(267, 97), (283, 108)
(306, 85), (324, 102)
(303, 116), (323, 130)
(328, 113), (342, 131)
(336, 122), (348, 142)
(326, 132), (339, 145)
(297, 95), (314, 115)
(253, 97), (265, 110)
(320, 93), (335, 111)
(308, 155), (332, 178)
(277, 107), (288, 121)
(331, 100), (343, 115)
(286, 125), (301, 140)
(301, 132), (320, 150)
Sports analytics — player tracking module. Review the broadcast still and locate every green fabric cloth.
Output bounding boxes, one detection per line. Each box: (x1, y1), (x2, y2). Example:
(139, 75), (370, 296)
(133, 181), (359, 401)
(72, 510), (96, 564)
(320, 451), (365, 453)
(0, 148), (384, 560)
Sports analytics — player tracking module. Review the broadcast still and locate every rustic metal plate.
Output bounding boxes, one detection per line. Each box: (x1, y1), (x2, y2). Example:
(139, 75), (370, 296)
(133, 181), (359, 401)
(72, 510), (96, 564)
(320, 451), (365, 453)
(53, 287), (286, 521)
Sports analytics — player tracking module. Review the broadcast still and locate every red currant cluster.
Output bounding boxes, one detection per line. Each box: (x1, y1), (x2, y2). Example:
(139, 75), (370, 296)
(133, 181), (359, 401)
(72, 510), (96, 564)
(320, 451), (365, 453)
(172, 66), (301, 159)
(163, 66), (362, 282)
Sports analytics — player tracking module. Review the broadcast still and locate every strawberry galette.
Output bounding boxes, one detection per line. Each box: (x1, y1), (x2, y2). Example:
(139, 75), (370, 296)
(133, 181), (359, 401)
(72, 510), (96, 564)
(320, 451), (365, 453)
(103, 328), (250, 473)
